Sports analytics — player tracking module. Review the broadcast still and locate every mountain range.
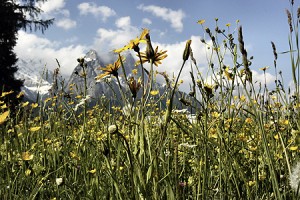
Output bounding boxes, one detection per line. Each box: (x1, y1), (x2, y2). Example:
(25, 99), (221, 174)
(16, 49), (192, 110)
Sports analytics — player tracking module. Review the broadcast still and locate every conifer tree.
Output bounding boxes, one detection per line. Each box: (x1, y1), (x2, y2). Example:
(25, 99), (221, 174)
(0, 0), (53, 107)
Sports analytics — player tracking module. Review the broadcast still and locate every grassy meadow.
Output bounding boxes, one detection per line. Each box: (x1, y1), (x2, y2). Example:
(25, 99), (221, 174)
(1, 1), (300, 199)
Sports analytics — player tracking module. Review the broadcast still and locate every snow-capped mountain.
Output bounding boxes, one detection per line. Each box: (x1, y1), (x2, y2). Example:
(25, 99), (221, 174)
(16, 59), (54, 102)
(16, 49), (193, 109)
(65, 49), (138, 102)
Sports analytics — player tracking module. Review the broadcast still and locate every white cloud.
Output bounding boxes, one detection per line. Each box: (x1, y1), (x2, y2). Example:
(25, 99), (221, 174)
(137, 4), (185, 32)
(142, 18), (152, 25)
(56, 18), (77, 30)
(15, 31), (87, 76)
(92, 18), (141, 52)
(38, 0), (66, 14)
(78, 2), (116, 21)
(148, 36), (207, 92)
(115, 16), (131, 29)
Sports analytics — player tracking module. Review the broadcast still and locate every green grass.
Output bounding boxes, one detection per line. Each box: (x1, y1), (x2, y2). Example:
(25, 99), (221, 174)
(1, 2), (300, 199)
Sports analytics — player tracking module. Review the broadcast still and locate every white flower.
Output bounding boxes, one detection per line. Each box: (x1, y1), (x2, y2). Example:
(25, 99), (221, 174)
(74, 95), (92, 111)
(108, 125), (118, 134)
(56, 177), (63, 186)
(290, 162), (300, 194)
(122, 104), (132, 117)
(179, 143), (197, 148)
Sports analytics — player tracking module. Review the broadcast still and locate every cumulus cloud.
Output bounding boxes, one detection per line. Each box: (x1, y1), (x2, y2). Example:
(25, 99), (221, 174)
(92, 17), (141, 52)
(142, 18), (152, 25)
(38, 0), (66, 14)
(56, 18), (77, 30)
(137, 4), (185, 32)
(115, 16), (131, 29)
(78, 2), (116, 21)
(15, 31), (87, 76)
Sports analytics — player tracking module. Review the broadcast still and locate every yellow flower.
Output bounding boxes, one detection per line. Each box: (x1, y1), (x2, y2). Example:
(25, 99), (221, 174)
(22, 151), (34, 161)
(0, 111), (9, 125)
(135, 46), (168, 67)
(245, 118), (252, 124)
(211, 111), (220, 118)
(289, 146), (298, 151)
(259, 66), (269, 71)
(203, 84), (214, 96)
(274, 134), (279, 140)
(95, 56), (125, 80)
(1, 90), (13, 97)
(17, 91), (25, 99)
(135, 33), (168, 67)
(248, 180), (256, 187)
(88, 168), (97, 174)
(166, 99), (170, 106)
(223, 67), (233, 80)
(22, 101), (29, 107)
(150, 90), (159, 96)
(114, 28), (149, 53)
(226, 23), (231, 27)
(29, 126), (41, 132)
(240, 95), (246, 102)
(25, 169), (32, 176)
(132, 69), (138, 75)
(31, 103), (38, 109)
(197, 19), (205, 25)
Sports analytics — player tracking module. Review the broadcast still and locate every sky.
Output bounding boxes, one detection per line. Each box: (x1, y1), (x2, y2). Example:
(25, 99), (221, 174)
(14, 0), (297, 92)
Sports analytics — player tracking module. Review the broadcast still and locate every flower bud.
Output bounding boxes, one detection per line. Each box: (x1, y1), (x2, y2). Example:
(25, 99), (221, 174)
(183, 40), (192, 61)
(108, 125), (118, 134)
(145, 33), (155, 60)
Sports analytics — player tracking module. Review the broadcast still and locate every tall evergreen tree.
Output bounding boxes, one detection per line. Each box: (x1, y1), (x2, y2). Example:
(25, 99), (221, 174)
(0, 0), (53, 107)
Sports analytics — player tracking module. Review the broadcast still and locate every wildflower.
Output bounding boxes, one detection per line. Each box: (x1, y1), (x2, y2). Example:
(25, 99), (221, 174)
(226, 23), (231, 27)
(150, 90), (159, 96)
(122, 104), (132, 117)
(203, 84), (214, 96)
(211, 111), (220, 118)
(74, 95), (91, 111)
(240, 95), (246, 102)
(259, 66), (269, 71)
(223, 67), (233, 80)
(290, 162), (300, 194)
(22, 151), (34, 161)
(179, 143), (197, 148)
(128, 77), (141, 98)
(183, 40), (192, 61)
(88, 169), (97, 174)
(108, 125), (118, 134)
(248, 180), (256, 187)
(1, 90), (13, 97)
(31, 103), (38, 109)
(290, 146), (298, 151)
(114, 28), (149, 53)
(56, 178), (63, 186)
(22, 101), (29, 107)
(132, 69), (138, 75)
(29, 126), (41, 132)
(70, 152), (80, 161)
(95, 56), (125, 80)
(245, 117), (252, 124)
(25, 169), (32, 176)
(0, 111), (9, 125)
(197, 19), (205, 24)
(135, 42), (167, 67)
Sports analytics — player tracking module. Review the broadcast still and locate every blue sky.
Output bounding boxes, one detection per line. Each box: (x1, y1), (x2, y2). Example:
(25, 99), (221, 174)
(14, 0), (296, 91)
